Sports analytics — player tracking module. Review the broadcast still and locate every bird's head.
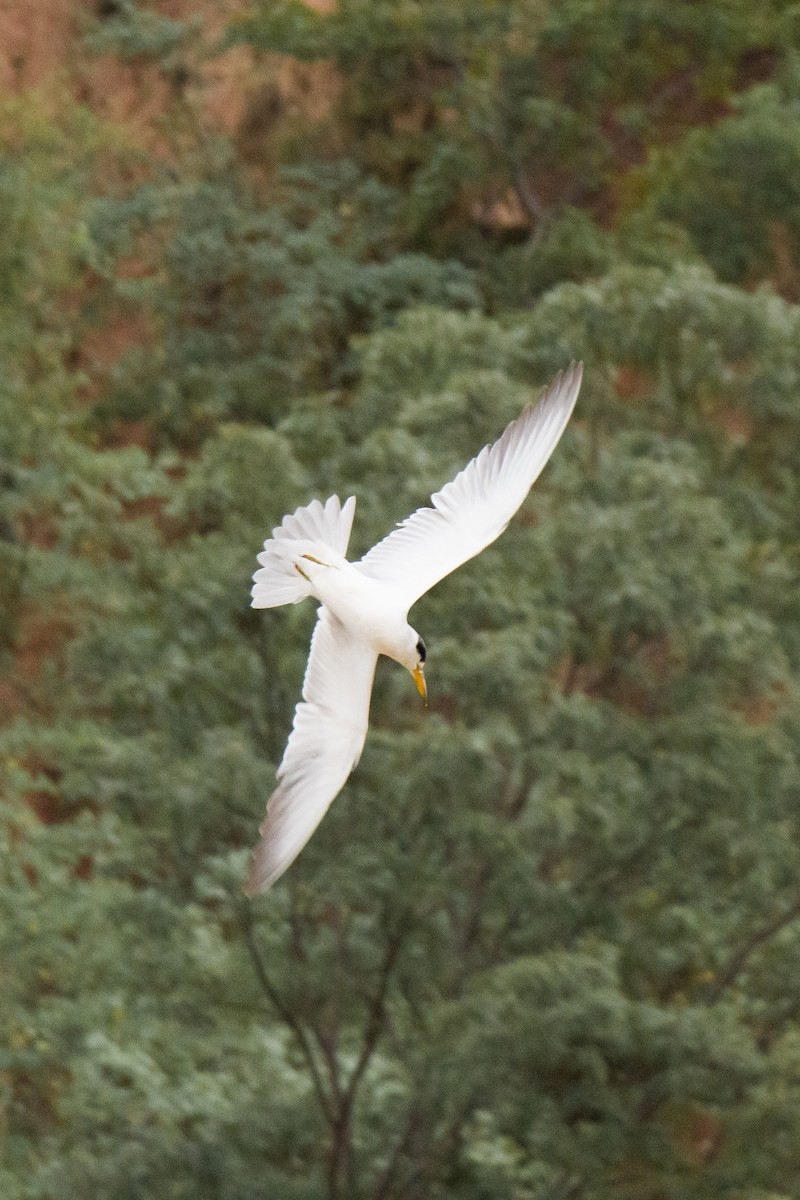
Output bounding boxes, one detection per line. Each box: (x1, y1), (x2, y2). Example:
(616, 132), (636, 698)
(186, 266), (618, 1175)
(403, 629), (427, 706)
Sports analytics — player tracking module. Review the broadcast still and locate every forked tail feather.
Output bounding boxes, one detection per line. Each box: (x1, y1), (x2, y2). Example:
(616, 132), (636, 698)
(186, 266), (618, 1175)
(251, 495), (356, 608)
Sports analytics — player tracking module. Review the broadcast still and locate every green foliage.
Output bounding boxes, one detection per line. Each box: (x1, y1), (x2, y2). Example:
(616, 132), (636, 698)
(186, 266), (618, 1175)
(84, 0), (198, 67)
(648, 82), (800, 282)
(232, 0), (800, 268)
(6, 3), (800, 1199)
(90, 162), (478, 443)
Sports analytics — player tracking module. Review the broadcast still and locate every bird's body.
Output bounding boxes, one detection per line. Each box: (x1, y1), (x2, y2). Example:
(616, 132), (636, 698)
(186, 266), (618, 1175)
(294, 553), (410, 662)
(245, 363), (583, 895)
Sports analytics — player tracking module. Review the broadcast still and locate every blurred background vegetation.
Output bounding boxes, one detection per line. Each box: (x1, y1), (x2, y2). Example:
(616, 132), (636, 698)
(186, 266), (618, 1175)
(3, 1), (800, 1196)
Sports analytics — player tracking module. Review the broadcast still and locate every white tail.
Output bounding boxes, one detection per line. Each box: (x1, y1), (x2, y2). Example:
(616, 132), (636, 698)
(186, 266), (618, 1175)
(251, 495), (356, 608)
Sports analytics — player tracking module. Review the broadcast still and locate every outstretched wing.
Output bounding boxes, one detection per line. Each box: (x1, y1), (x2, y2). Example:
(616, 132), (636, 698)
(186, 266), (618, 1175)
(246, 609), (378, 895)
(357, 362), (582, 609)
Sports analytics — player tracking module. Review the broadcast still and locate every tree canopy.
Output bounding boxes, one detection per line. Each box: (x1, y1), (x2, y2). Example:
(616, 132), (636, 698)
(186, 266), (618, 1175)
(3, 2), (800, 1198)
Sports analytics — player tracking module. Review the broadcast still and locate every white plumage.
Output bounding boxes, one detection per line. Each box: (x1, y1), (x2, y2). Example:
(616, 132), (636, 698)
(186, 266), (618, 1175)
(246, 362), (583, 895)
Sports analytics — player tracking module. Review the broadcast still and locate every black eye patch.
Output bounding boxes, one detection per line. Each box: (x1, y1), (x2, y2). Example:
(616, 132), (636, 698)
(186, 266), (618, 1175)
(416, 637), (427, 664)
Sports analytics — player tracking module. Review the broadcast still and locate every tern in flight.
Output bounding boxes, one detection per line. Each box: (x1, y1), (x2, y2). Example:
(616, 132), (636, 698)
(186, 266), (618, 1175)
(245, 362), (583, 894)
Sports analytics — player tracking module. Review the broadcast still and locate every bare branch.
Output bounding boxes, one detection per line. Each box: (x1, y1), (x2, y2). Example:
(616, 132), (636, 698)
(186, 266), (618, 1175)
(371, 1107), (421, 1200)
(344, 929), (404, 1108)
(707, 896), (800, 1002)
(513, 164), (550, 244)
(240, 906), (335, 1128)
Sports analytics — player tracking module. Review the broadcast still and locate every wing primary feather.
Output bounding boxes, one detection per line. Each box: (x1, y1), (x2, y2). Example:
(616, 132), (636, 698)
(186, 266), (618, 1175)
(357, 361), (582, 606)
(245, 610), (377, 896)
